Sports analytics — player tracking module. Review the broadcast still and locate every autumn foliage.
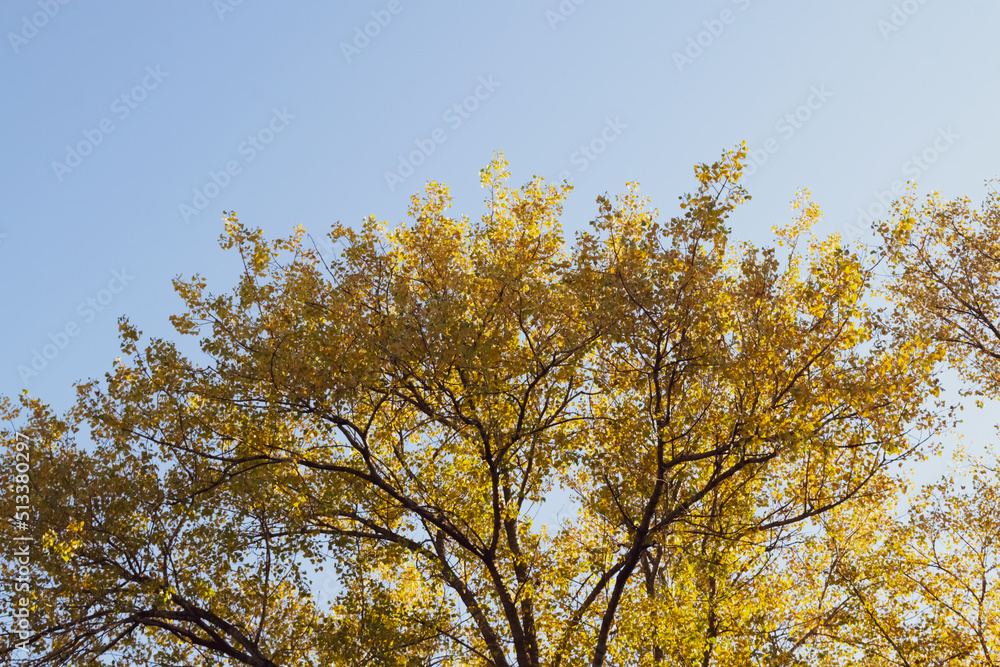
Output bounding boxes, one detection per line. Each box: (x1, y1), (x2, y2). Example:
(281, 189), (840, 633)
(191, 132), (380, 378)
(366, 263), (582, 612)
(2, 149), (998, 666)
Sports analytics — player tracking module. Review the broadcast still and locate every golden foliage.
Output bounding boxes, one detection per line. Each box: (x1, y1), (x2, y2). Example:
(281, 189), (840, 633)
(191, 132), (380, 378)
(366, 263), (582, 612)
(2, 150), (998, 666)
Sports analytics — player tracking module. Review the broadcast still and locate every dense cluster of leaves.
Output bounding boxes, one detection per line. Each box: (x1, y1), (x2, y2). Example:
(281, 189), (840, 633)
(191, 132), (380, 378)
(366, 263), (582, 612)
(2, 150), (998, 666)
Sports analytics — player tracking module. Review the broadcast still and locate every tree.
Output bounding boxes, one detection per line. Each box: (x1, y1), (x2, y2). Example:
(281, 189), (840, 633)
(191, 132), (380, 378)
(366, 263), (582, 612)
(836, 184), (1000, 666)
(877, 184), (1000, 398)
(0, 149), (962, 666)
(823, 448), (1000, 666)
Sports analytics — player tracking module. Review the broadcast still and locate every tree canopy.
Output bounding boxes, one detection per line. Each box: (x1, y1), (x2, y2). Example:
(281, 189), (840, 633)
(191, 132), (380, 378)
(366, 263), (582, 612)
(3, 149), (999, 666)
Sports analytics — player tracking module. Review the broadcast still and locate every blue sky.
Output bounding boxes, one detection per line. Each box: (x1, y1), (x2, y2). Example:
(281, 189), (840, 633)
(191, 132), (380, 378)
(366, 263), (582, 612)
(2, 1), (999, 471)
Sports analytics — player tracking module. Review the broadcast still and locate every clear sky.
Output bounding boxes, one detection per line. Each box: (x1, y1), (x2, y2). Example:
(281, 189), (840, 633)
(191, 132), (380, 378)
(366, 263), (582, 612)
(2, 2), (999, 477)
